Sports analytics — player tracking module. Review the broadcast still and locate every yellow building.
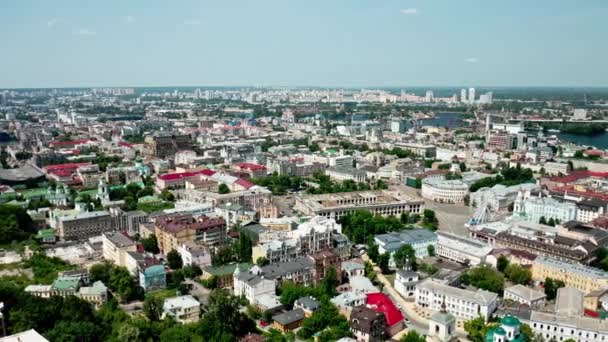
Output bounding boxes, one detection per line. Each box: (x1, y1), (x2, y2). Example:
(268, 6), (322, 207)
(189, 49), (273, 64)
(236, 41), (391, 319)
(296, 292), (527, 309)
(531, 256), (608, 294)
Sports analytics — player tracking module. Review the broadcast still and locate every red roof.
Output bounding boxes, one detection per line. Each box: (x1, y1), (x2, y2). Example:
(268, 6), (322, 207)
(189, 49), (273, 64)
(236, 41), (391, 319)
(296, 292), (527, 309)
(119, 141), (133, 148)
(236, 162), (266, 171)
(44, 162), (91, 173)
(235, 178), (254, 189)
(200, 169), (216, 177)
(158, 169), (215, 182)
(366, 293), (404, 327)
(548, 170), (608, 184)
(585, 309), (600, 318)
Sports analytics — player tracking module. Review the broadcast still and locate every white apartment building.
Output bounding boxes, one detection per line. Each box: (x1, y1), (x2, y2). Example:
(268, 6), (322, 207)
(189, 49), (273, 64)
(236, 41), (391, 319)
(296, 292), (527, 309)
(513, 191), (577, 224)
(435, 232), (492, 266)
(162, 295), (201, 324)
(528, 311), (608, 342)
(415, 279), (498, 321)
(470, 183), (539, 212)
(102, 232), (137, 267)
(233, 265), (277, 304)
(421, 178), (469, 204)
(325, 167), (366, 183)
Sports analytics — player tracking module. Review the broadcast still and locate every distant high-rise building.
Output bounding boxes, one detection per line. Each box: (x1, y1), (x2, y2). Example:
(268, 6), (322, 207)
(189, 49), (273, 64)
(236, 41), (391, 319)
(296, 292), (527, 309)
(425, 90), (434, 103)
(479, 92), (493, 105)
(460, 89), (467, 103)
(0, 92), (7, 106)
(468, 88), (476, 104)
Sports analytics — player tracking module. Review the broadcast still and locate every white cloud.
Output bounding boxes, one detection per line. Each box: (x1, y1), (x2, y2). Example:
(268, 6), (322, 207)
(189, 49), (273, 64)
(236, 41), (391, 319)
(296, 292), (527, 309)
(47, 18), (63, 28)
(74, 29), (96, 36)
(400, 8), (418, 15)
(183, 19), (202, 26)
(124, 15), (136, 24)
(465, 57), (479, 63)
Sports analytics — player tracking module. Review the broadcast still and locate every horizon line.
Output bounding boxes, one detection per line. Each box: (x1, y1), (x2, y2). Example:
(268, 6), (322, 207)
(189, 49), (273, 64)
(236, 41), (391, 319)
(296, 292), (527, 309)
(3, 84), (608, 91)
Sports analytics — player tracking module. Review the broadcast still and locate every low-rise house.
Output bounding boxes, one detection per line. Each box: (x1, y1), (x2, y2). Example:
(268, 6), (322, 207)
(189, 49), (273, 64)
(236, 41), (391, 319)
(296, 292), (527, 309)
(331, 291), (367, 317)
(341, 259), (365, 279)
(294, 296), (321, 317)
(202, 262), (253, 288)
(349, 275), (379, 294)
(272, 308), (305, 332)
(177, 241), (212, 268)
(162, 295), (201, 324)
(366, 293), (405, 337)
(78, 281), (108, 309)
(139, 264), (167, 291)
(504, 284), (546, 308)
(233, 265), (276, 305)
(349, 305), (387, 342)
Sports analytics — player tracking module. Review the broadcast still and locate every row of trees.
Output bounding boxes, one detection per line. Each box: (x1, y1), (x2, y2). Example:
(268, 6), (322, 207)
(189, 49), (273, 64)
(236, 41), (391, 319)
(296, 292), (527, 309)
(340, 209), (413, 244)
(469, 165), (534, 193)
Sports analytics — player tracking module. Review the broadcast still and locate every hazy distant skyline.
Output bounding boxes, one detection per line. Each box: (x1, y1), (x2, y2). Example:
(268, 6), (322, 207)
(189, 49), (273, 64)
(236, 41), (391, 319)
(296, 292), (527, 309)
(1, 0), (607, 88)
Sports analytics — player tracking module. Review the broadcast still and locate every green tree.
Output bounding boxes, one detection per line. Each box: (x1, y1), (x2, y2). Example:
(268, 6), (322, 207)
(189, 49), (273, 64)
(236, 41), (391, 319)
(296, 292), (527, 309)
(377, 253), (391, 274)
(236, 234), (252, 262)
(367, 241), (379, 262)
(0, 204), (35, 244)
(143, 295), (164, 321)
(256, 256), (269, 266)
(505, 264), (532, 285)
(400, 330), (427, 342)
(464, 265), (505, 293)
(427, 244), (435, 257)
(422, 209), (438, 230)
(167, 249), (183, 270)
(141, 234), (160, 254)
(539, 216), (547, 225)
(464, 317), (498, 342)
(544, 277), (565, 300)
(497, 255), (510, 273)
(218, 183), (231, 194)
(393, 244), (417, 270)
(320, 267), (339, 297)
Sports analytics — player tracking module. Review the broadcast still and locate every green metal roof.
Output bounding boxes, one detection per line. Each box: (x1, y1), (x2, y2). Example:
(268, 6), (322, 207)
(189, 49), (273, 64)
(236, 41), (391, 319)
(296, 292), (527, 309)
(501, 315), (521, 327)
(51, 276), (81, 291)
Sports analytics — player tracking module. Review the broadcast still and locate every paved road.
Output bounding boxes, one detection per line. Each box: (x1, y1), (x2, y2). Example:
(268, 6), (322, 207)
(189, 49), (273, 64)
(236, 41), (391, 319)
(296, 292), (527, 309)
(394, 184), (473, 235)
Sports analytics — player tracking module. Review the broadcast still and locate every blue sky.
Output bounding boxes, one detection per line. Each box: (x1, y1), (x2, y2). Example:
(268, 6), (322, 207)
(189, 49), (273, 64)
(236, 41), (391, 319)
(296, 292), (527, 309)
(1, 0), (607, 88)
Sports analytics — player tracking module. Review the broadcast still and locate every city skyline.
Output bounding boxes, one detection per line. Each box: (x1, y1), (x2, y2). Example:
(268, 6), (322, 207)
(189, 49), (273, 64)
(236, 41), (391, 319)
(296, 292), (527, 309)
(1, 0), (607, 88)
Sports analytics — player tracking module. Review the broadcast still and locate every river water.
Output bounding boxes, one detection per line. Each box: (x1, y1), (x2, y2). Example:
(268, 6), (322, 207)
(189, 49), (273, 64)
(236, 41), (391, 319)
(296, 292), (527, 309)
(556, 132), (608, 150)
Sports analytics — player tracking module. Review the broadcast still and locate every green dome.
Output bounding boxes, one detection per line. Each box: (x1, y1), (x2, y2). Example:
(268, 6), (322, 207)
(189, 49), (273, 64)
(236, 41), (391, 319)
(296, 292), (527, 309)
(501, 315), (521, 327)
(485, 327), (506, 342)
